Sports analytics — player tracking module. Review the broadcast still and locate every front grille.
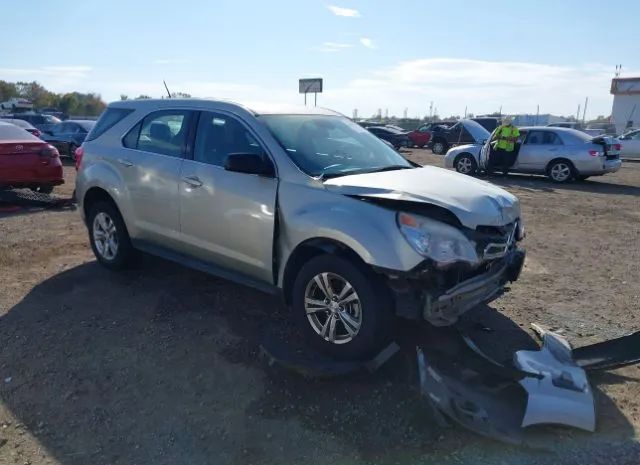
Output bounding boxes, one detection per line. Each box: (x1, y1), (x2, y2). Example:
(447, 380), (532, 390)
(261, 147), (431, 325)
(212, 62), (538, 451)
(467, 221), (518, 260)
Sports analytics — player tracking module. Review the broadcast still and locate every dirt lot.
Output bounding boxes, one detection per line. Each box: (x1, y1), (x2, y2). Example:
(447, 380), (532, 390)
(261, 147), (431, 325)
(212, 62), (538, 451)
(1, 154), (639, 465)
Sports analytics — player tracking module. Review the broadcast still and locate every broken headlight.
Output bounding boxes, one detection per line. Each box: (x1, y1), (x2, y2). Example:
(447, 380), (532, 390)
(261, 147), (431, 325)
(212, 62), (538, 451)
(397, 212), (480, 267)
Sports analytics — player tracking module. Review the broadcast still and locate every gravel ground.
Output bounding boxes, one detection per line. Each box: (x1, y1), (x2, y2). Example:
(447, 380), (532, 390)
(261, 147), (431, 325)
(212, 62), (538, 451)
(0, 153), (639, 465)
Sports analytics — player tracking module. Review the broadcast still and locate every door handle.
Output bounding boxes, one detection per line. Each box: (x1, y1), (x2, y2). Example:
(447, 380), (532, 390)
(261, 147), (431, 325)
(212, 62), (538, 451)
(117, 158), (134, 167)
(182, 175), (203, 188)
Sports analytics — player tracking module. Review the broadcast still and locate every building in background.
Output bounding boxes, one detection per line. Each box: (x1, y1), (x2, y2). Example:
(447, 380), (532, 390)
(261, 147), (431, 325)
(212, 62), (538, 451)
(511, 114), (564, 126)
(611, 77), (640, 134)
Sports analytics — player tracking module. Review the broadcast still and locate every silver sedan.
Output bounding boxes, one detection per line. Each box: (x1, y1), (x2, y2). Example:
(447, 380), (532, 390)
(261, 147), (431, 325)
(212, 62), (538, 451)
(444, 127), (622, 182)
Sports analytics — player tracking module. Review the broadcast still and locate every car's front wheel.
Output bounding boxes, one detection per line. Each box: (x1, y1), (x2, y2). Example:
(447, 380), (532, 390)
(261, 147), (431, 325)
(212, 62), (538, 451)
(292, 255), (392, 360)
(87, 201), (134, 270)
(454, 153), (477, 175)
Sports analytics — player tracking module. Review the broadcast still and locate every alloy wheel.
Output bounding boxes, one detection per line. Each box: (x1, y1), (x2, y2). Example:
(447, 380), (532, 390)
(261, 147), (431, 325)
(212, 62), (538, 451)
(93, 212), (119, 261)
(550, 162), (571, 182)
(433, 142), (444, 154)
(457, 156), (474, 174)
(304, 272), (362, 344)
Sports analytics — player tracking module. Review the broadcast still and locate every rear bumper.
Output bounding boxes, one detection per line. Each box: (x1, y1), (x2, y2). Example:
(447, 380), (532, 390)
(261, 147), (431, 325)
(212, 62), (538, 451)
(578, 158), (621, 175)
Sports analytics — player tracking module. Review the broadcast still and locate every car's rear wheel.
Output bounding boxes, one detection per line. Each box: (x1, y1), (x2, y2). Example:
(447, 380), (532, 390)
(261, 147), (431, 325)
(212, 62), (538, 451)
(87, 201), (134, 270)
(432, 139), (448, 155)
(292, 255), (392, 360)
(454, 153), (477, 175)
(547, 160), (574, 183)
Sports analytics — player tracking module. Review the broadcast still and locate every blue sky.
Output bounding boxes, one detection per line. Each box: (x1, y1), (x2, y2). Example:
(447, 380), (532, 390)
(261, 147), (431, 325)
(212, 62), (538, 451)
(3, 0), (639, 118)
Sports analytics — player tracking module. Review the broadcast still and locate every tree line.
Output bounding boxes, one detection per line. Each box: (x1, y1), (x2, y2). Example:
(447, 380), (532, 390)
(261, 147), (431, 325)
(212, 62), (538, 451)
(0, 80), (107, 116)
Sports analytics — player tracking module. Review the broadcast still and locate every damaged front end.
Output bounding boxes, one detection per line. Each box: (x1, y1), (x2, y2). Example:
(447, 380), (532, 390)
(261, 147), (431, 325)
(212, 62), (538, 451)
(378, 207), (525, 326)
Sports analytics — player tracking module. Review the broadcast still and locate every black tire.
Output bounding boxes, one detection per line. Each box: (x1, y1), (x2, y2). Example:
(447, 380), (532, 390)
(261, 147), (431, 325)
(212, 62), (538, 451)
(87, 200), (134, 270)
(431, 139), (449, 155)
(546, 159), (575, 183)
(31, 185), (54, 194)
(291, 254), (392, 361)
(454, 153), (477, 175)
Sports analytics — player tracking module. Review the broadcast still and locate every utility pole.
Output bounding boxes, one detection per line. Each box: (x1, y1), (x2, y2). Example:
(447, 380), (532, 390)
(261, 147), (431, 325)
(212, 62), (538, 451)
(582, 97), (589, 124)
(464, 106), (468, 118)
(429, 101), (433, 121)
(576, 104), (581, 121)
(535, 105), (539, 126)
(403, 108), (408, 119)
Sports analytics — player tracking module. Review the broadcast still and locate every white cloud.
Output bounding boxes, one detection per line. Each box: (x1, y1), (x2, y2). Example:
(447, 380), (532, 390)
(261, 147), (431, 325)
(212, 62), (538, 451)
(0, 58), (629, 120)
(327, 5), (360, 17)
(0, 66), (92, 79)
(313, 42), (354, 52)
(360, 37), (375, 49)
(319, 58), (633, 118)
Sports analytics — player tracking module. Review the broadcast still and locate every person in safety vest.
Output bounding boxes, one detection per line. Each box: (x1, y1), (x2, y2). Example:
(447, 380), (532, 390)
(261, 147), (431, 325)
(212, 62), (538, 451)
(488, 116), (520, 175)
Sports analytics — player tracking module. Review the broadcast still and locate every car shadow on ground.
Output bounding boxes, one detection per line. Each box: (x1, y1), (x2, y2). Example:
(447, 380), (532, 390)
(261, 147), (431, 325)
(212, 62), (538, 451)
(479, 173), (640, 197)
(0, 257), (636, 465)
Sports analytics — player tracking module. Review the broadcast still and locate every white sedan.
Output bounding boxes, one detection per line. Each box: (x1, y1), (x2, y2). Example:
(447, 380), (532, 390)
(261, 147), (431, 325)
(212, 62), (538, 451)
(619, 129), (640, 159)
(444, 127), (622, 183)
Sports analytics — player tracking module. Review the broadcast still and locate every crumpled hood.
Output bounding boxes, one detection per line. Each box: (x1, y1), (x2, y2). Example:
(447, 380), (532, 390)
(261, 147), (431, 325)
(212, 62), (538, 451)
(323, 166), (520, 229)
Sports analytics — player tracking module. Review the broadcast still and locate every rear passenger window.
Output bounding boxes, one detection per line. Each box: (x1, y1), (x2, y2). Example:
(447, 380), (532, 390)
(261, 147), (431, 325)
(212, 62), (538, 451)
(543, 132), (563, 145)
(127, 110), (192, 157)
(87, 108), (133, 141)
(193, 112), (264, 166)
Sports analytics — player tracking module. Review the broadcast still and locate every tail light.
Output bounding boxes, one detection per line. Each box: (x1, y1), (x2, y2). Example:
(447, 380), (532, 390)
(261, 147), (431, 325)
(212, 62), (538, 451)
(614, 143), (621, 151)
(40, 145), (59, 158)
(74, 145), (84, 171)
(588, 150), (601, 157)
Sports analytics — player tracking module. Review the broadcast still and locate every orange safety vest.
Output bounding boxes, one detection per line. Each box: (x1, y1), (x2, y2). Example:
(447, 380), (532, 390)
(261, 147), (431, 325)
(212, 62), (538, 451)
(494, 124), (520, 152)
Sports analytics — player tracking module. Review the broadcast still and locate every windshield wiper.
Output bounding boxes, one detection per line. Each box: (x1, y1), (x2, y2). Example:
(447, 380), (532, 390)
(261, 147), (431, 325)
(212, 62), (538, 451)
(316, 165), (413, 181)
(354, 165), (414, 175)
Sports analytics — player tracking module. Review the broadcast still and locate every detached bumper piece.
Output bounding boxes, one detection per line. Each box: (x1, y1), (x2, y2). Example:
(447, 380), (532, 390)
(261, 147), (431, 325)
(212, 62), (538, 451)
(417, 324), (640, 444)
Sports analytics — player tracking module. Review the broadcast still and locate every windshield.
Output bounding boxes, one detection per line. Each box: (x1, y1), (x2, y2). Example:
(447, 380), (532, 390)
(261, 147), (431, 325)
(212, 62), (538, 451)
(461, 119), (490, 142)
(260, 114), (412, 178)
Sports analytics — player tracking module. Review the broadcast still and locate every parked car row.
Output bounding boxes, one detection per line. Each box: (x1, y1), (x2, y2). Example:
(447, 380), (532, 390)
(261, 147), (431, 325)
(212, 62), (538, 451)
(0, 115), (95, 159)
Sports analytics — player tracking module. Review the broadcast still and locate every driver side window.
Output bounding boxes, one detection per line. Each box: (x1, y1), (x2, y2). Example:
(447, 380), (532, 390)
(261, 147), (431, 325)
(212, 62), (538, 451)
(194, 112), (264, 166)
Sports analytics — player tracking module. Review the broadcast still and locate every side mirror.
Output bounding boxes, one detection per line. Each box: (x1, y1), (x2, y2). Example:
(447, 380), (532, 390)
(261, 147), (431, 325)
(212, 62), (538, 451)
(224, 153), (275, 176)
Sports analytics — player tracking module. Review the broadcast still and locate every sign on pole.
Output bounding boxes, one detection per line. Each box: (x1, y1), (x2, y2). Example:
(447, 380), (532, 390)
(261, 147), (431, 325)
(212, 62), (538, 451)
(299, 78), (323, 106)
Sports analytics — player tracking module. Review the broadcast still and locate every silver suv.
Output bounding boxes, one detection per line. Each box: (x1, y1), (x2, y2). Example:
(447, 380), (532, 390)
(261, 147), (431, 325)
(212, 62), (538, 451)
(76, 99), (525, 360)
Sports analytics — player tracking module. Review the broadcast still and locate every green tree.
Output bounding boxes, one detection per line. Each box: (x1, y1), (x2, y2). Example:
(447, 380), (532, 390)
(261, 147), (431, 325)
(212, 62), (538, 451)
(135, 94), (151, 99)
(120, 94), (129, 101)
(0, 80), (18, 102)
(59, 93), (79, 115)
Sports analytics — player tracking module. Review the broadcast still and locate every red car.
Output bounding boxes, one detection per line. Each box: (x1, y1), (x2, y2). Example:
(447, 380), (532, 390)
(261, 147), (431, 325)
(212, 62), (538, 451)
(408, 124), (433, 148)
(0, 122), (63, 194)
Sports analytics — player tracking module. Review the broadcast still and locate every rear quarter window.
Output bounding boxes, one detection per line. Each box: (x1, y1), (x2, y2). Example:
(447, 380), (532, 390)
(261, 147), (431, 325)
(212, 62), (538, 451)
(85, 108), (133, 142)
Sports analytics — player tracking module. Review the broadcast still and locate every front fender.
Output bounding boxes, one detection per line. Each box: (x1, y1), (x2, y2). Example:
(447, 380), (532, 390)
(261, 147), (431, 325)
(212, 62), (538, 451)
(276, 181), (423, 286)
